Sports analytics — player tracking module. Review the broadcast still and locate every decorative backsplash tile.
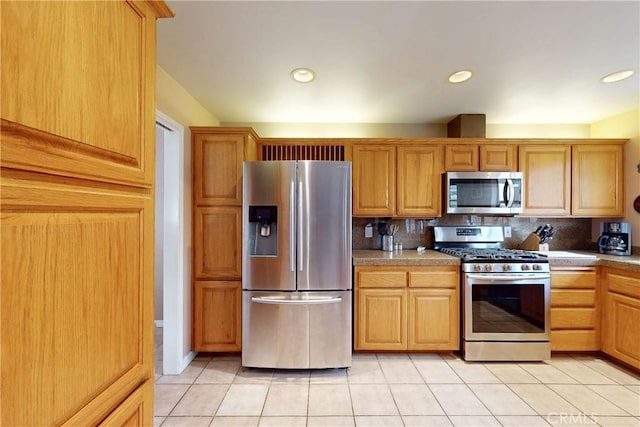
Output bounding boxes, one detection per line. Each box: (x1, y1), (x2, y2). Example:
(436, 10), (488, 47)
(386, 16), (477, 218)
(352, 215), (593, 251)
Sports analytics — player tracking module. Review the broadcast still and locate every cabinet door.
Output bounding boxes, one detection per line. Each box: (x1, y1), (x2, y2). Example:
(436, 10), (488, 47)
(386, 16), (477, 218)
(355, 289), (407, 350)
(397, 145), (442, 217)
(519, 145), (571, 216)
(193, 133), (245, 206)
(194, 281), (242, 351)
(480, 145), (516, 171)
(408, 289), (459, 350)
(1, 174), (154, 426)
(352, 145), (395, 216)
(194, 207), (242, 280)
(572, 145), (624, 217)
(445, 145), (478, 171)
(1, 1), (161, 187)
(602, 292), (640, 369)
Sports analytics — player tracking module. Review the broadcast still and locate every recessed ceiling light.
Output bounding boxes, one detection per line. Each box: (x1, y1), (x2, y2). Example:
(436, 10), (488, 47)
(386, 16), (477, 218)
(290, 68), (316, 83)
(448, 70), (473, 84)
(600, 70), (634, 83)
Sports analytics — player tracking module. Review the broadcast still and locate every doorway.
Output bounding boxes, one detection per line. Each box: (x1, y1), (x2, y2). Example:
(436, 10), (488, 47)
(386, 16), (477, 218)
(155, 111), (196, 375)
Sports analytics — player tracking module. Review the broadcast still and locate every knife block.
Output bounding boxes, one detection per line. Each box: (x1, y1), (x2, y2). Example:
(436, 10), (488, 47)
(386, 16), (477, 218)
(520, 233), (541, 251)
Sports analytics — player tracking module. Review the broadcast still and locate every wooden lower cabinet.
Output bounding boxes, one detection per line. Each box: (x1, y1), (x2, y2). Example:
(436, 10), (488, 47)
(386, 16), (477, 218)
(98, 381), (153, 426)
(194, 281), (242, 351)
(601, 268), (640, 369)
(354, 265), (459, 351)
(550, 267), (598, 351)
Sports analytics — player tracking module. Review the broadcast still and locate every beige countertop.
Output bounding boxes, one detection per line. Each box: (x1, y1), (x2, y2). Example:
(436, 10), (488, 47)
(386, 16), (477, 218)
(353, 248), (640, 272)
(352, 249), (460, 266)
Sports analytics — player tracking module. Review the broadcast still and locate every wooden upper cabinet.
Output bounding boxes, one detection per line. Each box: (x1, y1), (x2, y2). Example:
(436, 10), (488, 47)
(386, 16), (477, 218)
(352, 145), (396, 217)
(445, 144), (516, 171)
(397, 145), (442, 217)
(445, 145), (478, 171)
(519, 145), (571, 216)
(193, 133), (247, 206)
(1, 1), (164, 187)
(480, 145), (516, 171)
(572, 144), (624, 217)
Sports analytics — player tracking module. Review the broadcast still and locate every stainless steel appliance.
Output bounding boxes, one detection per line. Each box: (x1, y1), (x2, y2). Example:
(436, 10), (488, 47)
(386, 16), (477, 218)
(242, 161), (352, 369)
(435, 226), (551, 361)
(444, 172), (524, 215)
(598, 222), (631, 256)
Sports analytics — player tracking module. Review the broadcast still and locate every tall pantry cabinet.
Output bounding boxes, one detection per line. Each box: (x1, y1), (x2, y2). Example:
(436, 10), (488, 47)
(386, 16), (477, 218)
(1, 1), (173, 425)
(191, 128), (258, 351)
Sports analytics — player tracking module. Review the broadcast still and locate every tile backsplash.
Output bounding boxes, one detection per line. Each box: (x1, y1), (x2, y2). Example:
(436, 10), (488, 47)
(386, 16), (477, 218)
(353, 215), (593, 251)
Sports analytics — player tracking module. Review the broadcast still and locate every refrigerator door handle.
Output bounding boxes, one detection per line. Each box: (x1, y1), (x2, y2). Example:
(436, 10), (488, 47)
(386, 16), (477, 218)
(290, 180), (296, 272)
(298, 180), (304, 272)
(251, 296), (343, 305)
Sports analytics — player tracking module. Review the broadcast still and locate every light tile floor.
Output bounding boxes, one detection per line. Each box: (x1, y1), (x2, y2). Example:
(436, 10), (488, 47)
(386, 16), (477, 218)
(154, 333), (639, 427)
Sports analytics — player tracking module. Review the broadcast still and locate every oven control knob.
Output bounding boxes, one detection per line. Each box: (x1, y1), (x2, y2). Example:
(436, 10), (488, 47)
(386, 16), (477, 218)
(502, 264), (511, 271)
(532, 264), (542, 271)
(485, 264), (493, 272)
(521, 264), (530, 270)
(474, 264), (482, 272)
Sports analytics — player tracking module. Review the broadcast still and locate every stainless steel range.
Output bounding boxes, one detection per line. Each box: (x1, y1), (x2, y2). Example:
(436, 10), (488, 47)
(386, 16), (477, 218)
(434, 226), (551, 361)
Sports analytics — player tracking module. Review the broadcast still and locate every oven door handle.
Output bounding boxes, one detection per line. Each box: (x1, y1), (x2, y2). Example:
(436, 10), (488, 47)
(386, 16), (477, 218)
(466, 273), (550, 282)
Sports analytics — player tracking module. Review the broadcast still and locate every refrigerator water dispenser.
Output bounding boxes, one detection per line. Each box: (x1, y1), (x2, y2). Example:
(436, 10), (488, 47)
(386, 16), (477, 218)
(248, 205), (277, 256)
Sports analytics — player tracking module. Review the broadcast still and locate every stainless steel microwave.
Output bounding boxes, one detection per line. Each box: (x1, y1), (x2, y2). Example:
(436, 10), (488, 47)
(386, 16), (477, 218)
(444, 172), (524, 215)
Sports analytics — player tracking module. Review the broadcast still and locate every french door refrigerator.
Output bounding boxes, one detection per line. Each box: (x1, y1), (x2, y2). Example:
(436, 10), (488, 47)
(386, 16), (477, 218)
(242, 161), (352, 369)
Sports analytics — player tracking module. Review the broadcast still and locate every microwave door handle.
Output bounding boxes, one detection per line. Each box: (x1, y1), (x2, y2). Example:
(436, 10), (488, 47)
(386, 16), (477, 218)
(504, 179), (515, 208)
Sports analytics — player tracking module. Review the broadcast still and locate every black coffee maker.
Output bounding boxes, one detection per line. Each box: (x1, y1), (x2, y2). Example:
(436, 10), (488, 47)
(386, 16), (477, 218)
(598, 222), (631, 256)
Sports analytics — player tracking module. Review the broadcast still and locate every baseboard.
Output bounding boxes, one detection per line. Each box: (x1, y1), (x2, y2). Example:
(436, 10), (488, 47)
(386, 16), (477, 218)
(155, 320), (164, 328)
(179, 351), (197, 373)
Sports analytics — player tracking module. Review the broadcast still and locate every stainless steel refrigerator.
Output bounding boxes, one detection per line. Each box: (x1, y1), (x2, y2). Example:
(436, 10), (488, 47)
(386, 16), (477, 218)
(242, 161), (352, 369)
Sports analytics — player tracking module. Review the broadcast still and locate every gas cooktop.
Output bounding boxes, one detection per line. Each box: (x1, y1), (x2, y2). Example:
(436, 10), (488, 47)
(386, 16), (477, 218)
(438, 247), (549, 262)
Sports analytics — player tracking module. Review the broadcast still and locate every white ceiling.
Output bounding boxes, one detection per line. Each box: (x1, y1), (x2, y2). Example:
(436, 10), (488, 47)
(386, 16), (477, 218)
(157, 1), (639, 125)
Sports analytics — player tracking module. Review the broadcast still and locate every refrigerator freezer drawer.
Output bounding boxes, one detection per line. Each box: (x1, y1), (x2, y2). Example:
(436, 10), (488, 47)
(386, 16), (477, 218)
(242, 290), (352, 369)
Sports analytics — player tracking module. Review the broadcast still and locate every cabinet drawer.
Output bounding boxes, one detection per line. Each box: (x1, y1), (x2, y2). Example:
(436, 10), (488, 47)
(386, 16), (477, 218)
(550, 307), (597, 329)
(551, 269), (596, 289)
(551, 330), (598, 351)
(358, 271), (407, 288)
(606, 271), (640, 299)
(551, 289), (596, 307)
(409, 269), (458, 288)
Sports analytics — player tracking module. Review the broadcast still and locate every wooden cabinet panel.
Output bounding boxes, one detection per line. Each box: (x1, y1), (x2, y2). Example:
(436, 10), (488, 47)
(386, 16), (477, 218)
(549, 267), (598, 351)
(601, 268), (640, 369)
(1, 1), (161, 187)
(194, 281), (242, 351)
(480, 145), (516, 171)
(98, 381), (153, 427)
(572, 145), (624, 217)
(194, 207), (242, 280)
(193, 133), (245, 206)
(358, 270), (407, 288)
(1, 174), (154, 426)
(445, 145), (477, 171)
(356, 289), (407, 350)
(408, 289), (459, 350)
(519, 145), (571, 216)
(409, 267), (458, 288)
(445, 144), (515, 172)
(352, 145), (395, 216)
(396, 145), (442, 217)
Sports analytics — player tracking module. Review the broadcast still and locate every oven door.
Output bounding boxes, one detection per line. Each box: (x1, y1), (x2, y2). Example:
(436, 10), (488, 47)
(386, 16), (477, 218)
(464, 272), (550, 342)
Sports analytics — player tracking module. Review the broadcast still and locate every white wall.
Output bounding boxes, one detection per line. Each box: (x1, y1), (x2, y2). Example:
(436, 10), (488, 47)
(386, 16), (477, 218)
(155, 125), (165, 322)
(156, 65), (220, 369)
(590, 108), (640, 249)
